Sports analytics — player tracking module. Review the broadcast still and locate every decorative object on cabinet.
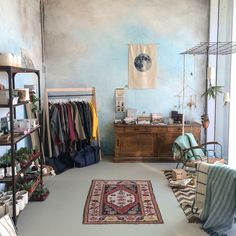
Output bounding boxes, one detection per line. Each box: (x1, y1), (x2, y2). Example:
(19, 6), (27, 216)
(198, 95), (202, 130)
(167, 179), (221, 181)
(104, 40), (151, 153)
(0, 65), (44, 225)
(114, 123), (201, 162)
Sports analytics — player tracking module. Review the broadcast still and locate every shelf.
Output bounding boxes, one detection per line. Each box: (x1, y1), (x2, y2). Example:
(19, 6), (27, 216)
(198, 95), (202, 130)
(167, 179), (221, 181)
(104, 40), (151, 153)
(0, 66), (39, 74)
(180, 42), (236, 55)
(0, 151), (41, 183)
(0, 101), (30, 108)
(0, 176), (12, 183)
(0, 125), (40, 146)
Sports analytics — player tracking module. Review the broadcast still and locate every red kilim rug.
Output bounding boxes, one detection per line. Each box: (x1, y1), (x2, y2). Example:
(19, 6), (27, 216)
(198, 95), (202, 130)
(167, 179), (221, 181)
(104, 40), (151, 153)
(83, 180), (163, 224)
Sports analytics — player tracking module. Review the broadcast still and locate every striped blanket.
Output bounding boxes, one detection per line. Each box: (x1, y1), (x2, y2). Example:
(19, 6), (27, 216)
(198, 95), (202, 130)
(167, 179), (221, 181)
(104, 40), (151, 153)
(200, 165), (236, 235)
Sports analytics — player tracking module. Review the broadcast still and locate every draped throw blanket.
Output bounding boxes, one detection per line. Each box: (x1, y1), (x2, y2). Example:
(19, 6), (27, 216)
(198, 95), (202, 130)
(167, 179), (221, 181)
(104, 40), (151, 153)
(172, 133), (204, 161)
(200, 165), (236, 235)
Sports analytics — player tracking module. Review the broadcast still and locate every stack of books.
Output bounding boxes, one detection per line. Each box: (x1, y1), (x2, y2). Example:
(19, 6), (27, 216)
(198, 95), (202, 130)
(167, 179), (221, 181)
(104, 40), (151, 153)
(151, 113), (163, 124)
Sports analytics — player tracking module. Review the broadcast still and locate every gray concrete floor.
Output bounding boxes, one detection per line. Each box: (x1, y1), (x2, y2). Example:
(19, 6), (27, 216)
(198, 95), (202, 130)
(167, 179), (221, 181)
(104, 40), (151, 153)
(17, 157), (236, 236)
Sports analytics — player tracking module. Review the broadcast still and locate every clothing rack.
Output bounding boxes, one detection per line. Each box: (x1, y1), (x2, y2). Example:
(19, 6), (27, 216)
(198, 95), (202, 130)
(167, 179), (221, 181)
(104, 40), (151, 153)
(44, 87), (101, 160)
(48, 94), (93, 98)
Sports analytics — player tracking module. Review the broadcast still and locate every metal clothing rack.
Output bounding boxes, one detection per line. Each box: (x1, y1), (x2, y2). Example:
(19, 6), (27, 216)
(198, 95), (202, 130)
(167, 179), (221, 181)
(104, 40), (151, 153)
(44, 87), (101, 160)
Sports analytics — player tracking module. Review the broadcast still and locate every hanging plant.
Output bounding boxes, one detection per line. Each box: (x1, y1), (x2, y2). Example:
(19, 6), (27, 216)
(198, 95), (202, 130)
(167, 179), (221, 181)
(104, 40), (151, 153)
(201, 85), (224, 99)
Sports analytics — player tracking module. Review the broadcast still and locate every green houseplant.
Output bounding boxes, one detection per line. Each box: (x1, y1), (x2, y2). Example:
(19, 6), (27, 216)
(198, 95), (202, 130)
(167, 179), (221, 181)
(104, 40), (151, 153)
(202, 85), (224, 100)
(201, 85), (224, 129)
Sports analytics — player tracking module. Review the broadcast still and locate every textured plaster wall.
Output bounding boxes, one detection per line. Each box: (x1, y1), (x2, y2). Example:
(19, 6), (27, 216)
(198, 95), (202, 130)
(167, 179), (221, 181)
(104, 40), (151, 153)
(0, 0), (43, 154)
(44, 0), (209, 154)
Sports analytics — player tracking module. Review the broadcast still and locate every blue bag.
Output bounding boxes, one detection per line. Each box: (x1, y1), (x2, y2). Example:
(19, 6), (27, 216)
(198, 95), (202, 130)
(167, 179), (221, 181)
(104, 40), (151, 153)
(74, 145), (100, 167)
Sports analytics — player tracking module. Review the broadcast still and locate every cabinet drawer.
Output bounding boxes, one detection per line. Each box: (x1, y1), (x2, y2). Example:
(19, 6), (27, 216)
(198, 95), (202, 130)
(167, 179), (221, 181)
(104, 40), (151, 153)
(167, 126), (182, 132)
(124, 126), (152, 133)
(115, 127), (125, 133)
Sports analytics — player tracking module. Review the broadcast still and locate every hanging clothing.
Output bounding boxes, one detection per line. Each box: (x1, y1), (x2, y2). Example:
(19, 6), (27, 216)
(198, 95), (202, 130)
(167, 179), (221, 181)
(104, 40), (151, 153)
(72, 102), (86, 140)
(49, 105), (64, 157)
(89, 102), (98, 140)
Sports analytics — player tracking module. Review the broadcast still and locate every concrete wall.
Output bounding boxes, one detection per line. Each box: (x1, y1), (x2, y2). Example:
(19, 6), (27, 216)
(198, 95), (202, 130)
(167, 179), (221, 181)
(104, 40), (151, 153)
(44, 0), (210, 154)
(0, 0), (43, 154)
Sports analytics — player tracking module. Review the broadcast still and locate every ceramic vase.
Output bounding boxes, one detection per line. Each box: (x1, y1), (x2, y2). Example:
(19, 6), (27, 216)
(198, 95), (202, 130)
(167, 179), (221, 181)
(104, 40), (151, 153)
(16, 196), (25, 211)
(17, 190), (28, 205)
(6, 201), (20, 217)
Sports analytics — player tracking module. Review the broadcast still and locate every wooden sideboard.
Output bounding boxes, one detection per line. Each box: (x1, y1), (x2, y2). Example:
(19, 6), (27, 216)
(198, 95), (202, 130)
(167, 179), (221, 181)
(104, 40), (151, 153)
(114, 123), (201, 162)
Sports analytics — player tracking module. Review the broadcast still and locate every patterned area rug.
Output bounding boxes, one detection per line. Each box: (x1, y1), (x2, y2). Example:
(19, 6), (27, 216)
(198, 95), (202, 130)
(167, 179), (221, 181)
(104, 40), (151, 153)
(163, 170), (200, 222)
(83, 179), (163, 224)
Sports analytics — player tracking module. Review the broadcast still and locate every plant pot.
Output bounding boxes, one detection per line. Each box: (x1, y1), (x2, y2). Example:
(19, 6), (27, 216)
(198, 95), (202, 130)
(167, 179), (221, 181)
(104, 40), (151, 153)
(16, 195), (25, 211)
(6, 201), (20, 217)
(16, 190), (28, 205)
(4, 191), (13, 197)
(203, 119), (210, 129)
(0, 168), (5, 179)
(31, 191), (49, 202)
(0, 195), (12, 204)
(0, 202), (6, 217)
(6, 166), (16, 177)
(201, 114), (210, 129)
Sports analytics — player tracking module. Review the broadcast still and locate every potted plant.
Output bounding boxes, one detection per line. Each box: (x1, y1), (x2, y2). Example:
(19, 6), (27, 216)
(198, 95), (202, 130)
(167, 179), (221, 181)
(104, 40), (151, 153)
(31, 186), (49, 201)
(202, 85), (224, 100)
(201, 85), (224, 128)
(16, 147), (33, 167)
(22, 179), (35, 193)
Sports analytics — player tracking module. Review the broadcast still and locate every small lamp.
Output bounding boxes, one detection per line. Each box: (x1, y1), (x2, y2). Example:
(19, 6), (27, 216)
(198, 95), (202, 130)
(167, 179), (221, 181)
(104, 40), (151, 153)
(224, 92), (230, 105)
(207, 67), (216, 85)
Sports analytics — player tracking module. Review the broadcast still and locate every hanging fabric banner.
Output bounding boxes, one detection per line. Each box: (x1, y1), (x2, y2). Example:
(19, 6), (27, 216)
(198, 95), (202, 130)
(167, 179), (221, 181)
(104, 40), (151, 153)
(128, 44), (157, 89)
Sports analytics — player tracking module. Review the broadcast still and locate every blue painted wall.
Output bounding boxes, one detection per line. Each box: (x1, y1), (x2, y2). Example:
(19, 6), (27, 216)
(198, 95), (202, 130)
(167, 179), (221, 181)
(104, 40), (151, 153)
(0, 0), (43, 155)
(44, 0), (209, 155)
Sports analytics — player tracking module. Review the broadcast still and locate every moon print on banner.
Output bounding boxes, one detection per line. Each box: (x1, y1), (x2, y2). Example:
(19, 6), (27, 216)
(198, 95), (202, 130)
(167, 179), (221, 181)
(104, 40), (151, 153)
(134, 53), (152, 72)
(129, 44), (157, 89)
